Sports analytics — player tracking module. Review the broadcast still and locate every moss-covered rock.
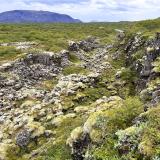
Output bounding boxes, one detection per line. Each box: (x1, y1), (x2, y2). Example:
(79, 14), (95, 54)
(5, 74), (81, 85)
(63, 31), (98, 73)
(115, 126), (143, 154)
(74, 106), (89, 113)
(51, 115), (67, 127)
(0, 143), (14, 160)
(66, 127), (84, 147)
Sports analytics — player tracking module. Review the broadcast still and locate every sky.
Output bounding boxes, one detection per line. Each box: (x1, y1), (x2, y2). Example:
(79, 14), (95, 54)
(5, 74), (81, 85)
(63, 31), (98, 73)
(0, 0), (160, 22)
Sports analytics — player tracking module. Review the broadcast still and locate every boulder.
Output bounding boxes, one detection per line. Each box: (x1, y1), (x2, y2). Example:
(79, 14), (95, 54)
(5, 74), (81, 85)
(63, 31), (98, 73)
(16, 129), (31, 148)
(115, 29), (125, 41)
(68, 41), (79, 51)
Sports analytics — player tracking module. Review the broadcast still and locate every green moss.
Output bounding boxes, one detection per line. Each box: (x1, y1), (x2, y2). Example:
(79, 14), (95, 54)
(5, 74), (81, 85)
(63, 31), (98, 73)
(62, 65), (89, 75)
(74, 86), (111, 106)
(120, 68), (138, 96)
(83, 87), (110, 101)
(68, 53), (80, 63)
(120, 68), (137, 81)
(91, 137), (120, 160)
(15, 97), (38, 107)
(115, 125), (144, 157)
(87, 97), (143, 159)
(100, 68), (116, 83)
(111, 53), (125, 70)
(131, 49), (145, 61)
(38, 78), (58, 91)
(147, 78), (160, 91)
(39, 116), (87, 160)
(110, 106), (160, 159)
(139, 107), (160, 158)
(152, 57), (160, 73)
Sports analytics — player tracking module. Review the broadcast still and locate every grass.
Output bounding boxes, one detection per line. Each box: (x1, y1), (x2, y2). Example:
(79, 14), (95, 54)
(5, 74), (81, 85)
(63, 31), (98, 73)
(0, 23), (126, 52)
(38, 116), (87, 160)
(0, 46), (23, 61)
(87, 96), (144, 160)
(0, 19), (160, 61)
(37, 78), (58, 91)
(68, 52), (80, 63)
(113, 106), (160, 160)
(62, 65), (89, 75)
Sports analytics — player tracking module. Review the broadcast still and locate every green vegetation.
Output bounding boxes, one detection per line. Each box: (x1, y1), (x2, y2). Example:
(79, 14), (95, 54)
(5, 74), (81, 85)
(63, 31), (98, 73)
(114, 106), (160, 160)
(62, 65), (89, 75)
(0, 46), (22, 61)
(68, 52), (80, 63)
(132, 49), (145, 61)
(39, 116), (87, 160)
(0, 23), (127, 52)
(38, 78), (58, 91)
(2, 18), (160, 160)
(0, 19), (160, 61)
(89, 97), (144, 159)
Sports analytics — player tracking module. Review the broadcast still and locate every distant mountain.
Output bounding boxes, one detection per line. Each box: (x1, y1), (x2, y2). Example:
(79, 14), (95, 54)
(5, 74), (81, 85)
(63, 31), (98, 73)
(0, 10), (81, 23)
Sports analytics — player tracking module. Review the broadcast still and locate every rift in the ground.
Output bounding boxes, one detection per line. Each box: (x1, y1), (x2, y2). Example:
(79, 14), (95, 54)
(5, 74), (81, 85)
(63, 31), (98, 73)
(1, 20), (160, 160)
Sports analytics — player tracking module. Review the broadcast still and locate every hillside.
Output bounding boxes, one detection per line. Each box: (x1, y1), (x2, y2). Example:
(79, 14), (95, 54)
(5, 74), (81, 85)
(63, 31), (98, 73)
(0, 10), (81, 23)
(0, 20), (160, 160)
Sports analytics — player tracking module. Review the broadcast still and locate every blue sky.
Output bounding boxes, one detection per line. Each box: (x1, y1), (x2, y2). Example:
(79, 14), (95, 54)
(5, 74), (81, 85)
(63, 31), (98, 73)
(1, 0), (160, 22)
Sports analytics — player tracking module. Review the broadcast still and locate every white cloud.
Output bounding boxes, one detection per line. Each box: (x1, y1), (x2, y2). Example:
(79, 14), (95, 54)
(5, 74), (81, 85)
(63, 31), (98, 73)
(0, 0), (160, 22)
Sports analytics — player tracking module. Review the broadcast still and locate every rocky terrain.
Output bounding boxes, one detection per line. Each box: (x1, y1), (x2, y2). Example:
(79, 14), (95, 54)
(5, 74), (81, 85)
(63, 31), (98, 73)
(1, 28), (160, 160)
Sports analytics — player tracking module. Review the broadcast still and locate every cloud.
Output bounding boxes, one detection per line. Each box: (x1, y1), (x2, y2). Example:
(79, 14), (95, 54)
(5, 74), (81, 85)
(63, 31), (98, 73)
(22, 0), (88, 5)
(0, 0), (160, 22)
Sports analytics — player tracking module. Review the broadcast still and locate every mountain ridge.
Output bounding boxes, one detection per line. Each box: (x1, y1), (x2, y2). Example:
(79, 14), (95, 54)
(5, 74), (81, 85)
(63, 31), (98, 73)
(0, 10), (81, 23)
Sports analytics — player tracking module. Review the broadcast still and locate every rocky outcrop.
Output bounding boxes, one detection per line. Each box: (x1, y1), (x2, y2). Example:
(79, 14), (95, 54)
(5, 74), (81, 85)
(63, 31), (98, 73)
(122, 32), (160, 108)
(0, 36), (108, 159)
(0, 49), (70, 109)
(43, 73), (100, 104)
(115, 29), (125, 41)
(68, 37), (100, 52)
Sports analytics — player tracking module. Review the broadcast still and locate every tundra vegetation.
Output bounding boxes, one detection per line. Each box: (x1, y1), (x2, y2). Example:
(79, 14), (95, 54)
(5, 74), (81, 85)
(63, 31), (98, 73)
(0, 19), (160, 160)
